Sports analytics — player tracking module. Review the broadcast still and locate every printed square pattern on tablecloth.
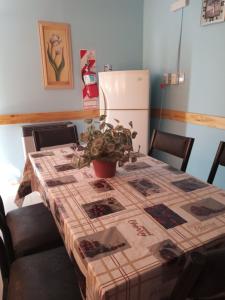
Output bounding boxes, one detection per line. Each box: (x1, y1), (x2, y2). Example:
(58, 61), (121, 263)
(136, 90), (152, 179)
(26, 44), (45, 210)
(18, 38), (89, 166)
(123, 161), (152, 172)
(31, 151), (55, 158)
(149, 239), (184, 263)
(172, 178), (208, 192)
(35, 162), (43, 171)
(181, 197), (225, 221)
(144, 204), (187, 229)
(128, 178), (164, 197)
(77, 227), (130, 261)
(89, 179), (114, 193)
(82, 197), (125, 219)
(52, 198), (69, 238)
(64, 153), (75, 159)
(54, 163), (76, 172)
(45, 175), (77, 187)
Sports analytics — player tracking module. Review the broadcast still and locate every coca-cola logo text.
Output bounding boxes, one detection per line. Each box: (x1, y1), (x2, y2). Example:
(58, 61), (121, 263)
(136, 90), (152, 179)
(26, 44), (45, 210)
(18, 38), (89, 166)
(128, 219), (152, 236)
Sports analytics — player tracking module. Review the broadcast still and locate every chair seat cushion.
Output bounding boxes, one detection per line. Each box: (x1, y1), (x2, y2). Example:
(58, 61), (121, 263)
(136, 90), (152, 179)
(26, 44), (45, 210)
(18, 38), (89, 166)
(7, 247), (82, 300)
(6, 203), (62, 258)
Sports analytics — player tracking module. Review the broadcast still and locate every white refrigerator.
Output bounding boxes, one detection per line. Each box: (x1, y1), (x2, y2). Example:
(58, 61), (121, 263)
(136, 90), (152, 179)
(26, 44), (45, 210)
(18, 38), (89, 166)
(98, 70), (150, 154)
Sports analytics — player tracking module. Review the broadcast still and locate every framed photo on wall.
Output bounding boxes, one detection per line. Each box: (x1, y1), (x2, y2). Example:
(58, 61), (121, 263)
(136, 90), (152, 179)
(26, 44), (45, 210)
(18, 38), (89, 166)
(201, 0), (225, 25)
(38, 21), (73, 89)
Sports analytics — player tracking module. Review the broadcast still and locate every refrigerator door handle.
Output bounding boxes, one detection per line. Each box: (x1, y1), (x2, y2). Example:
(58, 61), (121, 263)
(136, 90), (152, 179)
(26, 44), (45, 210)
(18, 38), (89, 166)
(100, 86), (107, 115)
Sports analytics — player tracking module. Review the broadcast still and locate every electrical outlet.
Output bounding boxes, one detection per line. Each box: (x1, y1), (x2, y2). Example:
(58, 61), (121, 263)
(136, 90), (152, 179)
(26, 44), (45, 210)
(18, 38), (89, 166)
(170, 0), (188, 12)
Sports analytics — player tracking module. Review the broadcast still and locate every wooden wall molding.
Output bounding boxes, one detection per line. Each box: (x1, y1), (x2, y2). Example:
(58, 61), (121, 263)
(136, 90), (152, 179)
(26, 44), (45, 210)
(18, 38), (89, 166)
(0, 109), (99, 125)
(1, 108), (225, 130)
(152, 108), (225, 130)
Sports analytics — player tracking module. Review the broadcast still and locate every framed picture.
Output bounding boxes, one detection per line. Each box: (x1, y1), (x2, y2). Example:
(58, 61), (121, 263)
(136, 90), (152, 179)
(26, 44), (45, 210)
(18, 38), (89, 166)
(201, 0), (225, 25)
(38, 21), (73, 89)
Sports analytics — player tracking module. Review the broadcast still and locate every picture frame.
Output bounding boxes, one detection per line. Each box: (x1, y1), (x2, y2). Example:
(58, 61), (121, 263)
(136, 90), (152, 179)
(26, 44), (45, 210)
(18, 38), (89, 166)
(38, 21), (73, 89)
(201, 0), (225, 26)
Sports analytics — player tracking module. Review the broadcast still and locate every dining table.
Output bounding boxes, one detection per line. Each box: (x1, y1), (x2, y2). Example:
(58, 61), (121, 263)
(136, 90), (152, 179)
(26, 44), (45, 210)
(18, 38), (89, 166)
(15, 146), (225, 300)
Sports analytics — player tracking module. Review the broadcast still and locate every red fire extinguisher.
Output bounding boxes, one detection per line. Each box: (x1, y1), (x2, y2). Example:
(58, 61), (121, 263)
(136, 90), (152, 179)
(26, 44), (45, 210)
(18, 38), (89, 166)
(82, 63), (99, 98)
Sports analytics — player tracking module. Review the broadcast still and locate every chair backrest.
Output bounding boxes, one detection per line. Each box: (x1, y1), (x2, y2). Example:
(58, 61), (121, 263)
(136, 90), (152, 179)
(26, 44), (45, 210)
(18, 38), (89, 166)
(207, 141), (225, 184)
(0, 212), (14, 263)
(148, 129), (194, 172)
(0, 196), (14, 262)
(33, 125), (79, 151)
(0, 236), (10, 300)
(0, 195), (5, 216)
(169, 252), (205, 300)
(170, 247), (225, 300)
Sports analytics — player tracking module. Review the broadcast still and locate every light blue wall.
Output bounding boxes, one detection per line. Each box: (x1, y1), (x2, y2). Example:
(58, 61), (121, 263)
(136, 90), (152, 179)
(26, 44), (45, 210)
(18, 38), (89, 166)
(143, 0), (225, 189)
(3, 0), (224, 189)
(0, 0), (143, 180)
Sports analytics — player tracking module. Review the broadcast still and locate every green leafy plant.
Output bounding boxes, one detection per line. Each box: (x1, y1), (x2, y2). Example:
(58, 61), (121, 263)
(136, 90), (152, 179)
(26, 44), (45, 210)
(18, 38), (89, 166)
(72, 115), (140, 169)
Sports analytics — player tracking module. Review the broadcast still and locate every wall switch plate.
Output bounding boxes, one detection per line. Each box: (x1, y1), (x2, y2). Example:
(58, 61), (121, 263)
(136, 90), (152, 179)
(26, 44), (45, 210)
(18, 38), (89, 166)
(163, 72), (185, 85)
(170, 0), (188, 12)
(163, 73), (178, 85)
(171, 73), (178, 84)
(163, 73), (169, 85)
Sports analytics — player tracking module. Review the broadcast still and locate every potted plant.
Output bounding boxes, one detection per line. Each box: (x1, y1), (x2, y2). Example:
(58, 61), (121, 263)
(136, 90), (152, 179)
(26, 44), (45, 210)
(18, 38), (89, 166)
(72, 115), (139, 178)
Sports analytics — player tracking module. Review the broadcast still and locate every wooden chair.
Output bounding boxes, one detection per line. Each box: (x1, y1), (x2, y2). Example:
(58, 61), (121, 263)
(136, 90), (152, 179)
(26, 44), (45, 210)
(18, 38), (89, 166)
(148, 129), (194, 172)
(207, 141), (225, 184)
(0, 196), (62, 262)
(0, 236), (82, 300)
(33, 125), (79, 151)
(169, 248), (225, 300)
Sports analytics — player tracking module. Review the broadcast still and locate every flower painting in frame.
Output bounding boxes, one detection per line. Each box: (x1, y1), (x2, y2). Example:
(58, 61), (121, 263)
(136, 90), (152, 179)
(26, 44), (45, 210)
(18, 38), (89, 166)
(38, 21), (73, 89)
(201, 0), (225, 25)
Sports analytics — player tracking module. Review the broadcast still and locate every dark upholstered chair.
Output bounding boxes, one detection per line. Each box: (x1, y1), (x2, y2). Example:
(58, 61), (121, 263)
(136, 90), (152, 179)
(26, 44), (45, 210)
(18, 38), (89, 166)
(207, 141), (225, 184)
(0, 237), (82, 300)
(148, 129), (195, 172)
(33, 125), (79, 151)
(0, 196), (62, 262)
(169, 248), (225, 300)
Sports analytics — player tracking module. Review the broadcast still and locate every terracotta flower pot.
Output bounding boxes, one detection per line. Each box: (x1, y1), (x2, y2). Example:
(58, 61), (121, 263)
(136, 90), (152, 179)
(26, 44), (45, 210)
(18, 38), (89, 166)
(92, 160), (117, 178)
